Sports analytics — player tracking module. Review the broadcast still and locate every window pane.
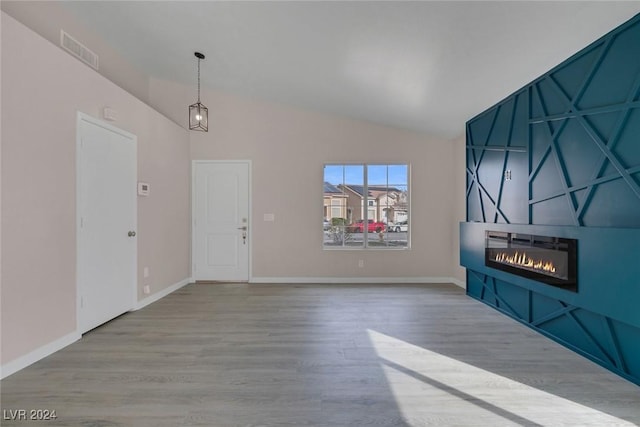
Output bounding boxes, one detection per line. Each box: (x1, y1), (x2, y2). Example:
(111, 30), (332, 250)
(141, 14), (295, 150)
(324, 164), (408, 249)
(367, 164), (409, 248)
(323, 165), (364, 248)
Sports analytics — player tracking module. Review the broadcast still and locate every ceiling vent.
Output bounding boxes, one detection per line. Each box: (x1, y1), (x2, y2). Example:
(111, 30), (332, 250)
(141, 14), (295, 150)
(60, 30), (99, 70)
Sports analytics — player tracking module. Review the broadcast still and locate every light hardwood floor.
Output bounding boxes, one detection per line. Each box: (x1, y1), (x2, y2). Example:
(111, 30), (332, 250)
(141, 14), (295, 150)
(1, 283), (639, 426)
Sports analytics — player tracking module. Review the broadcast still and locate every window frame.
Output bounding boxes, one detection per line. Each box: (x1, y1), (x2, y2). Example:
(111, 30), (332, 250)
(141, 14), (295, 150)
(323, 163), (410, 251)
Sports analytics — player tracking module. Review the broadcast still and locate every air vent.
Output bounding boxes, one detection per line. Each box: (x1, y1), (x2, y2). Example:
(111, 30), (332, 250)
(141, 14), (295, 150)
(60, 30), (99, 70)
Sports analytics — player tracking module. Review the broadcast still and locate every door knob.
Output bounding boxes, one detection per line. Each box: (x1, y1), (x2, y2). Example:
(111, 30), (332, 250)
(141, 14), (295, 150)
(128, 231), (136, 237)
(237, 226), (247, 231)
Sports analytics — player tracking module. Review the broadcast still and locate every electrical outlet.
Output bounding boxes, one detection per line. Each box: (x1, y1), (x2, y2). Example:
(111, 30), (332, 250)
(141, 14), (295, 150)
(358, 259), (364, 268)
(143, 285), (151, 295)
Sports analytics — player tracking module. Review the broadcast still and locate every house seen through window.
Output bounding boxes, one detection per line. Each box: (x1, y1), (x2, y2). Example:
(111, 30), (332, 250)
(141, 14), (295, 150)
(323, 164), (409, 249)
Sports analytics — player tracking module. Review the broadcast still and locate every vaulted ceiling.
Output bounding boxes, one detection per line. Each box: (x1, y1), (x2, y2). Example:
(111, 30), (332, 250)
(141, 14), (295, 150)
(7, 1), (640, 139)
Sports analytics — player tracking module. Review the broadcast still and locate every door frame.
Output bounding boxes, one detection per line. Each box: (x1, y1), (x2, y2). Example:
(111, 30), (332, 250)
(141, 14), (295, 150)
(76, 111), (137, 334)
(191, 160), (252, 281)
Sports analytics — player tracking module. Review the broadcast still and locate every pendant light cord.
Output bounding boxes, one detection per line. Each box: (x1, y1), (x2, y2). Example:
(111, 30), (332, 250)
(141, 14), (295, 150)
(197, 57), (201, 103)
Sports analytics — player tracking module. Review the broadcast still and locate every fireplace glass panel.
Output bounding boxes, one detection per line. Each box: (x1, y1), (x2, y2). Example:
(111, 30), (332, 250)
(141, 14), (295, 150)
(485, 231), (577, 292)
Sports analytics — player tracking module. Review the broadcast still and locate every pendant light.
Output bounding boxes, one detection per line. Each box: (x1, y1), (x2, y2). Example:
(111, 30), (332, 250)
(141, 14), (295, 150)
(189, 52), (208, 132)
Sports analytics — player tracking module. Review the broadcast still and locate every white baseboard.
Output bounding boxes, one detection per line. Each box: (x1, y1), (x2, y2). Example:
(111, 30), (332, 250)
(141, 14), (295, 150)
(449, 277), (467, 289)
(1, 276), (463, 379)
(134, 277), (192, 311)
(1, 277), (192, 380)
(1, 331), (80, 380)
(250, 276), (464, 285)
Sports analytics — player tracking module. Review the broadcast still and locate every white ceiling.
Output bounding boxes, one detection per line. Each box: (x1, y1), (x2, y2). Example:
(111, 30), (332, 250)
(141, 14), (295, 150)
(60, 1), (640, 139)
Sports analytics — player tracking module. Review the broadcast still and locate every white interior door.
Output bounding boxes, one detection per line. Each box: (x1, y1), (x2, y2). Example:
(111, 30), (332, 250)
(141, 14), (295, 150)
(77, 113), (136, 334)
(193, 161), (250, 281)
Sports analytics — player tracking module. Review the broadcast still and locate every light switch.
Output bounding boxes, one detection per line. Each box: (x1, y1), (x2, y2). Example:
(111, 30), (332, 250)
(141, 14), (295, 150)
(263, 213), (275, 222)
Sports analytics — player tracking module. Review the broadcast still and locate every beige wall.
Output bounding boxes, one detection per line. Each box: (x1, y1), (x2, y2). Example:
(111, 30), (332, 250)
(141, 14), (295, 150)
(1, 13), (191, 365)
(0, 1), (151, 104)
(1, 3), (468, 370)
(451, 134), (467, 286)
(150, 77), (460, 280)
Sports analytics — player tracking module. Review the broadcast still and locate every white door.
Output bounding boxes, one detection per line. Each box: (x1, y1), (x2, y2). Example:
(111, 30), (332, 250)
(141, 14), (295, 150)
(193, 161), (250, 281)
(77, 113), (137, 334)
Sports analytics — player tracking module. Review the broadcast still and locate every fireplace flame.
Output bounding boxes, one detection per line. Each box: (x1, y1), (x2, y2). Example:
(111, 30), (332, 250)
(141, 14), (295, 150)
(494, 251), (556, 274)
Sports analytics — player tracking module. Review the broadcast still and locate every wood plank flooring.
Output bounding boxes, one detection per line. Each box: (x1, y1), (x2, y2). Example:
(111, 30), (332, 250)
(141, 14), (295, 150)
(1, 283), (639, 426)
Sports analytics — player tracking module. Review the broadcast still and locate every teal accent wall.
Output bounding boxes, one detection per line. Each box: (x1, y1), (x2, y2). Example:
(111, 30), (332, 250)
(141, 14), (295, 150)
(462, 13), (640, 385)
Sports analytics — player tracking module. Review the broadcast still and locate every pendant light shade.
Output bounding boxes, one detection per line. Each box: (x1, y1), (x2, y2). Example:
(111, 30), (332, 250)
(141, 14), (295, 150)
(189, 101), (208, 132)
(189, 52), (208, 132)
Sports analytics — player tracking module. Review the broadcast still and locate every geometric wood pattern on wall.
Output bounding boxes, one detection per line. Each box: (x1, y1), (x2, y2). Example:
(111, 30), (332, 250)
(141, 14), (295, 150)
(530, 18), (640, 227)
(464, 13), (640, 386)
(468, 16), (640, 228)
(467, 91), (529, 225)
(466, 270), (640, 386)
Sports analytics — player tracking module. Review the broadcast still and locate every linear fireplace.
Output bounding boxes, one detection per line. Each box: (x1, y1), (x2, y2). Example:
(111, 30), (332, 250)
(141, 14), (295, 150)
(485, 231), (577, 292)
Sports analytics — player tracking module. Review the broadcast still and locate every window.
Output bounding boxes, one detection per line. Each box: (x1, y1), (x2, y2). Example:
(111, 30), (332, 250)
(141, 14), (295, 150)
(323, 164), (409, 249)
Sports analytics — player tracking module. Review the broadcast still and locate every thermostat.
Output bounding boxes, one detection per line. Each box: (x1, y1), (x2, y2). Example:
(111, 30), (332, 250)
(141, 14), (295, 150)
(138, 182), (150, 196)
